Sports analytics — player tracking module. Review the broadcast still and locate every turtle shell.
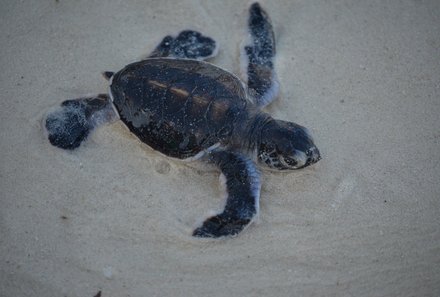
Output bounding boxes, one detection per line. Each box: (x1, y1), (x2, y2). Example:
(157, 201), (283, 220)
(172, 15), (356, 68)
(110, 58), (249, 159)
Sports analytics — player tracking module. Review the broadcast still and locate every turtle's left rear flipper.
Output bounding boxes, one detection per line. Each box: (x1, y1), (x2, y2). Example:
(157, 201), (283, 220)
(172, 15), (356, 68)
(193, 150), (261, 238)
(148, 30), (218, 60)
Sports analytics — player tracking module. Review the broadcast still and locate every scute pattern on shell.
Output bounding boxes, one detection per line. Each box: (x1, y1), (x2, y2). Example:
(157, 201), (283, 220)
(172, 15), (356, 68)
(110, 58), (249, 159)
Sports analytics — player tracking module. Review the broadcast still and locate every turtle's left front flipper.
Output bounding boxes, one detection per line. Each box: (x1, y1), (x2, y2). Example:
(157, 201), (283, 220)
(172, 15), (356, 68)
(147, 30), (218, 60)
(242, 3), (279, 108)
(193, 150), (261, 238)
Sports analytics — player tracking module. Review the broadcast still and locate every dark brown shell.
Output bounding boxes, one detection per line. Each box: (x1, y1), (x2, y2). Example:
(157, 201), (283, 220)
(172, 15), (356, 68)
(110, 58), (249, 159)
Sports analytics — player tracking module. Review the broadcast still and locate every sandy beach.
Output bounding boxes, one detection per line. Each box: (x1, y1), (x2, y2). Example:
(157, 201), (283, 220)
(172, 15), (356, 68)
(1, 0), (439, 296)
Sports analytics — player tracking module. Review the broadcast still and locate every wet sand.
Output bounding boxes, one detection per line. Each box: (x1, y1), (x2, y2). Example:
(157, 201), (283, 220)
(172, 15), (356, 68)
(1, 0), (439, 296)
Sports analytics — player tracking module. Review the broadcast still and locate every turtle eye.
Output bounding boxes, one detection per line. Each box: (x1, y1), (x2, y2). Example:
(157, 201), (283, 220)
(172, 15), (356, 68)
(283, 156), (297, 167)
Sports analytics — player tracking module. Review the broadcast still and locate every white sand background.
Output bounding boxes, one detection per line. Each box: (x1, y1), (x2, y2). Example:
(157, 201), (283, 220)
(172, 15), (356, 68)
(1, 0), (439, 296)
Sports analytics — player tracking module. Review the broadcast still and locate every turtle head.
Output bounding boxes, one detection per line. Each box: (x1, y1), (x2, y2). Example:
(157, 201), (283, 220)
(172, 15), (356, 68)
(258, 119), (321, 170)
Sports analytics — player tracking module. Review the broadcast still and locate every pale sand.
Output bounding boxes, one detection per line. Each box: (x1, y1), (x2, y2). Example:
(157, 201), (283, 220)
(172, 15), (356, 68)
(1, 0), (439, 296)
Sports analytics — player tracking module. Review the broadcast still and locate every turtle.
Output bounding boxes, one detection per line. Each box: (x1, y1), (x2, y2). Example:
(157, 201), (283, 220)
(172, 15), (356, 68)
(44, 3), (321, 238)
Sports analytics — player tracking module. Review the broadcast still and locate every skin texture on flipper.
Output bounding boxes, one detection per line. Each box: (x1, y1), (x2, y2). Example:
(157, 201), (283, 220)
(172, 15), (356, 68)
(45, 94), (116, 150)
(193, 150), (261, 237)
(148, 30), (218, 60)
(243, 2), (279, 107)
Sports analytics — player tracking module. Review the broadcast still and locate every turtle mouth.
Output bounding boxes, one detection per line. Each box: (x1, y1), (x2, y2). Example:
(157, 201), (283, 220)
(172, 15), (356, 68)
(307, 146), (321, 164)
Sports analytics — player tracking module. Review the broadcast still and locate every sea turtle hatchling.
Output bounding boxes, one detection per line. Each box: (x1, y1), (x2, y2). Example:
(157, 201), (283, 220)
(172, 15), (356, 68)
(44, 3), (321, 238)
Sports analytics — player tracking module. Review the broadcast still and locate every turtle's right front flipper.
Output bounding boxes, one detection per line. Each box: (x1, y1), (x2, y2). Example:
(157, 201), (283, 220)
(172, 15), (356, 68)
(147, 30), (218, 60)
(45, 94), (117, 150)
(193, 150), (261, 238)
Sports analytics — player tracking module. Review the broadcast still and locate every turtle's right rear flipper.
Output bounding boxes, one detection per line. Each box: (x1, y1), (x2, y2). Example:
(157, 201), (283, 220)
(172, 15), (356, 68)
(147, 30), (218, 60)
(45, 94), (117, 150)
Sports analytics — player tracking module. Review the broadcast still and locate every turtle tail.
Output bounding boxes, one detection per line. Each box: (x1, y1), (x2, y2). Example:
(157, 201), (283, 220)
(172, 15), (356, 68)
(44, 94), (116, 150)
